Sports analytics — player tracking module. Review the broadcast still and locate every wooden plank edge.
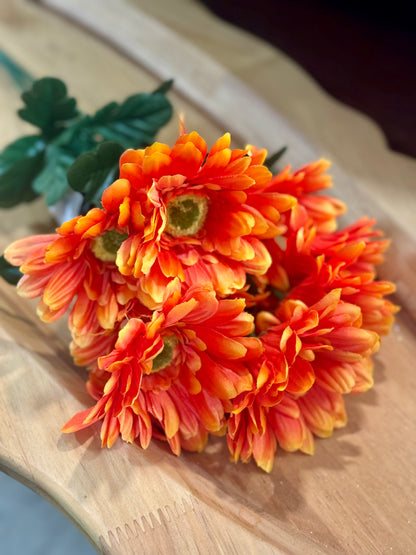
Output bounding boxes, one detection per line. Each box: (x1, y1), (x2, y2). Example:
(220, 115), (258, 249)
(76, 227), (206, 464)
(0, 451), (100, 552)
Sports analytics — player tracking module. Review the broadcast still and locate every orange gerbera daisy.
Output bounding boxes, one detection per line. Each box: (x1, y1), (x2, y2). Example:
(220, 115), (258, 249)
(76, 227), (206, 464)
(62, 284), (262, 451)
(260, 215), (398, 335)
(4, 178), (155, 347)
(266, 159), (346, 233)
(281, 217), (399, 336)
(115, 132), (295, 300)
(227, 333), (314, 472)
(228, 289), (379, 471)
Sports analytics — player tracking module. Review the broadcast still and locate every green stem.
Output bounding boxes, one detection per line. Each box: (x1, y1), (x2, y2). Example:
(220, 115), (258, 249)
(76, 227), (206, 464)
(0, 50), (33, 91)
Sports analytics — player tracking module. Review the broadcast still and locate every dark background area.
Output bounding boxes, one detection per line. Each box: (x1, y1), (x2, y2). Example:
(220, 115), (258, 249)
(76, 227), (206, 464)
(202, 0), (416, 159)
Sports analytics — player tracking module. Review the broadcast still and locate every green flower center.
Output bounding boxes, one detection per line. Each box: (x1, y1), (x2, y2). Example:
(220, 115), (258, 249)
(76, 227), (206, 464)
(151, 336), (177, 373)
(165, 194), (208, 237)
(91, 229), (128, 262)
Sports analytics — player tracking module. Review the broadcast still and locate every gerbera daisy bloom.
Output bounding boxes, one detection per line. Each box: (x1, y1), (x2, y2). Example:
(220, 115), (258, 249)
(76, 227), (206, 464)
(258, 214), (398, 335)
(3, 179), (154, 347)
(279, 217), (399, 336)
(228, 289), (379, 471)
(266, 158), (346, 233)
(62, 284), (262, 452)
(115, 132), (296, 299)
(227, 332), (315, 473)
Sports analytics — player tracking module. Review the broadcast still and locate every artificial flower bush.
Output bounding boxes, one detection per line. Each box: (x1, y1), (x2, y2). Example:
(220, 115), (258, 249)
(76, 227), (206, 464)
(4, 131), (397, 472)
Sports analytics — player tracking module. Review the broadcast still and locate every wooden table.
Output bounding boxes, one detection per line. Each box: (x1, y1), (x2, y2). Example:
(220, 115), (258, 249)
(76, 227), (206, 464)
(1, 1), (415, 552)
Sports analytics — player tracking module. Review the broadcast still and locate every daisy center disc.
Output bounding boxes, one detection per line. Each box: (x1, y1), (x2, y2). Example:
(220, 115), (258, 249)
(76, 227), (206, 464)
(151, 336), (178, 373)
(165, 194), (208, 237)
(91, 229), (128, 262)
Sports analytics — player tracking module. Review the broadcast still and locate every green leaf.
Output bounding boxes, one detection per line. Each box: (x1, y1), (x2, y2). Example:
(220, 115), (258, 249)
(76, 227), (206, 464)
(64, 92), (173, 153)
(0, 135), (45, 172)
(67, 142), (124, 206)
(152, 79), (174, 95)
(265, 146), (287, 170)
(1, 80), (172, 210)
(32, 145), (75, 206)
(0, 135), (45, 208)
(18, 77), (79, 138)
(0, 255), (22, 285)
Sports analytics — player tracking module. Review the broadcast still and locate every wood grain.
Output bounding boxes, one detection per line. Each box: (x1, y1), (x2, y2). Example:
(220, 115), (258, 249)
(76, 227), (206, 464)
(1, 0), (415, 553)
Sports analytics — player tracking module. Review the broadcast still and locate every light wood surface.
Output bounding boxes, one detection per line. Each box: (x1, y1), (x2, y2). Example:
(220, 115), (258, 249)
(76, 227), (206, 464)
(1, 1), (415, 553)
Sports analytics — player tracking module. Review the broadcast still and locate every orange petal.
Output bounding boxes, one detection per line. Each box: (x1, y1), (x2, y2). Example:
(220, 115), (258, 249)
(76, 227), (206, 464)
(286, 357), (315, 395)
(101, 179), (131, 213)
(4, 234), (55, 266)
(61, 407), (100, 433)
(195, 327), (247, 360)
(252, 426), (277, 473)
(42, 259), (85, 311)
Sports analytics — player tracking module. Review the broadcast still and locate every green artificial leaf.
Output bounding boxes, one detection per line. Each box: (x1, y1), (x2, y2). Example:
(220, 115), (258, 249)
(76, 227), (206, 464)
(63, 91), (173, 153)
(152, 79), (174, 95)
(32, 145), (75, 206)
(67, 142), (124, 206)
(0, 135), (45, 207)
(1, 77), (173, 209)
(0, 255), (22, 285)
(0, 135), (45, 172)
(89, 91), (173, 147)
(18, 77), (78, 138)
(265, 146), (288, 170)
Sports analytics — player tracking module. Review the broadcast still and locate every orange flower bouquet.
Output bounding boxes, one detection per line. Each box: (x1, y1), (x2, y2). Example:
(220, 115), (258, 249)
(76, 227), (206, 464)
(1, 79), (397, 472)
